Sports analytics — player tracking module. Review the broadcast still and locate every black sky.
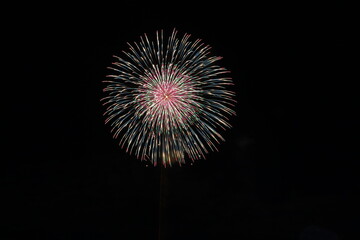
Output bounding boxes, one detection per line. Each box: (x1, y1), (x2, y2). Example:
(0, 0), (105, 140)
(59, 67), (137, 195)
(5, 2), (358, 240)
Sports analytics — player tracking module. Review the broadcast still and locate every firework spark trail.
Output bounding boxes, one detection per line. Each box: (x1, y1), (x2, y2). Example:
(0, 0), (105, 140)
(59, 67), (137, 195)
(102, 29), (236, 166)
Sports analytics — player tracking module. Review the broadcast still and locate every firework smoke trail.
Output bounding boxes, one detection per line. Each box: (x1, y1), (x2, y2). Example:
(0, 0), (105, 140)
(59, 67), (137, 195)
(102, 29), (236, 166)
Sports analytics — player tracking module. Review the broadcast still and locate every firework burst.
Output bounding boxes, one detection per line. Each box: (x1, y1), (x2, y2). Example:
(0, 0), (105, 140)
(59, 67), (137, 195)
(102, 29), (236, 166)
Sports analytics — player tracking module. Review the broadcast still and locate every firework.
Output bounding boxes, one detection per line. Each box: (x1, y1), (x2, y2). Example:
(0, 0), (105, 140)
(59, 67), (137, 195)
(102, 29), (236, 166)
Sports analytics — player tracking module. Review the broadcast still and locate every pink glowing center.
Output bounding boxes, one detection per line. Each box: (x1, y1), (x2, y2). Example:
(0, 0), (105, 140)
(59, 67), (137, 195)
(153, 82), (183, 106)
(136, 68), (199, 129)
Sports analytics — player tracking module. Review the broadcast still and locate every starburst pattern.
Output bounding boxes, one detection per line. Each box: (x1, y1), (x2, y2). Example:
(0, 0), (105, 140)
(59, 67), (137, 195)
(102, 29), (236, 166)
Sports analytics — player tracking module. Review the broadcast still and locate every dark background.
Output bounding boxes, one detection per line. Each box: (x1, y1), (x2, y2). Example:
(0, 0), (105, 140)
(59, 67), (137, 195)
(6, 2), (357, 239)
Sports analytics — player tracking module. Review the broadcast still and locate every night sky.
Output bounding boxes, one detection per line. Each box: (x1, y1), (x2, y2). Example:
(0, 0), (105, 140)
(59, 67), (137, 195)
(6, 2), (357, 239)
